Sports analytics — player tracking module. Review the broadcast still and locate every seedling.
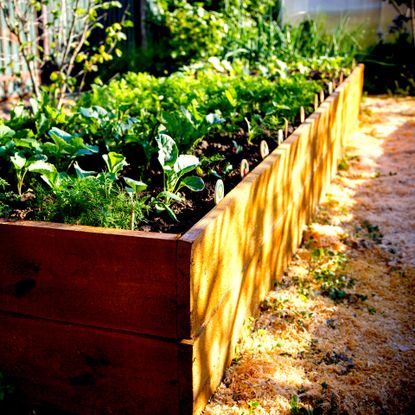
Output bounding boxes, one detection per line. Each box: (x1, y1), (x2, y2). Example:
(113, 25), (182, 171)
(156, 134), (204, 220)
(124, 177), (148, 230)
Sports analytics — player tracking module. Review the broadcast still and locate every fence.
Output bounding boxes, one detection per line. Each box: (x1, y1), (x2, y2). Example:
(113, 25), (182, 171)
(0, 3), (36, 99)
(0, 0), (138, 100)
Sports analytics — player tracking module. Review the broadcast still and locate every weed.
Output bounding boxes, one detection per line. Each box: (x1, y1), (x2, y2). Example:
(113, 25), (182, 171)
(338, 157), (349, 171)
(368, 306), (377, 315)
(247, 400), (260, 411)
(362, 220), (383, 243)
(290, 394), (317, 415)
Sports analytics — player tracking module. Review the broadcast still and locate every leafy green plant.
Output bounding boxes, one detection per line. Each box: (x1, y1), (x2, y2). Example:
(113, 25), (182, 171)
(34, 174), (144, 230)
(154, 134), (204, 220)
(124, 177), (149, 230)
(9, 152), (45, 196)
(0, 13), (358, 230)
(156, 134), (204, 192)
(44, 128), (98, 171)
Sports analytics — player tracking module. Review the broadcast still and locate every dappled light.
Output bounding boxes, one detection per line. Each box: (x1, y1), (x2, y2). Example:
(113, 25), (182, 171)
(178, 67), (364, 414)
(204, 96), (415, 415)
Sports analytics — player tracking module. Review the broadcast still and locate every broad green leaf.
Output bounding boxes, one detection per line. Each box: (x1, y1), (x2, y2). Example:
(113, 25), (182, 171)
(174, 154), (199, 175)
(79, 106), (108, 119)
(205, 113), (224, 125)
(76, 144), (99, 156)
(28, 160), (56, 173)
(40, 171), (61, 190)
(208, 56), (225, 72)
(10, 152), (26, 170)
(0, 141), (16, 157)
(0, 124), (15, 140)
(79, 107), (96, 118)
(13, 138), (42, 151)
(74, 162), (96, 179)
(156, 134), (178, 168)
(29, 98), (39, 114)
(48, 127), (73, 143)
(181, 176), (205, 192)
(124, 177), (147, 193)
(225, 89), (237, 107)
(103, 152), (128, 174)
(164, 205), (178, 222)
(158, 191), (182, 202)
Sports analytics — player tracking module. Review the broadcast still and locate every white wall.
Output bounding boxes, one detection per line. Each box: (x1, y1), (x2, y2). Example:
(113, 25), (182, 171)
(281, 0), (396, 40)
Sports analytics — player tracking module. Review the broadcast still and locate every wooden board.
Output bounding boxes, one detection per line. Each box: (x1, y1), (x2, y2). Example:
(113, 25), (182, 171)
(0, 221), (180, 339)
(0, 65), (364, 415)
(179, 65), (365, 414)
(0, 311), (183, 415)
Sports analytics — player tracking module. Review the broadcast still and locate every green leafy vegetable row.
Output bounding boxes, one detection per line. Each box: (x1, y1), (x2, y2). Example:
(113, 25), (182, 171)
(0, 32), (354, 232)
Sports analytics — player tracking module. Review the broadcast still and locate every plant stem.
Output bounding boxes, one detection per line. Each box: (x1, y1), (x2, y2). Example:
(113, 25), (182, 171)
(130, 205), (135, 230)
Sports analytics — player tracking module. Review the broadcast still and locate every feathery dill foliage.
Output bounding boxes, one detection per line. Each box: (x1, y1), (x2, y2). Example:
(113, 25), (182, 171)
(33, 175), (149, 230)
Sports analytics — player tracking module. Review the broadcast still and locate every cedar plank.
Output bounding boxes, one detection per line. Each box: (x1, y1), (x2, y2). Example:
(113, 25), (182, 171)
(0, 222), (179, 338)
(0, 311), (180, 415)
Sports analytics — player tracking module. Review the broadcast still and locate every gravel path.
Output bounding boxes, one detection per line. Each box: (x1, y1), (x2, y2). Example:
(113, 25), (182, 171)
(204, 96), (415, 415)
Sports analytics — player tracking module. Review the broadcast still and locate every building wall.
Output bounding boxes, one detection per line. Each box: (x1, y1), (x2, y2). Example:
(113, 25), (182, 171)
(281, 0), (396, 41)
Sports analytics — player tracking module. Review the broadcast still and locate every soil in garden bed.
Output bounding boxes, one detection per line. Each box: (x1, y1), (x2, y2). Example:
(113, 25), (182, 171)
(138, 127), (291, 233)
(0, 74), (333, 234)
(0, 117), (296, 234)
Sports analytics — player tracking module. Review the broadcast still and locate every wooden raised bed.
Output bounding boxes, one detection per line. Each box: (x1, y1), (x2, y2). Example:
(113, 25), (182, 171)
(0, 65), (364, 415)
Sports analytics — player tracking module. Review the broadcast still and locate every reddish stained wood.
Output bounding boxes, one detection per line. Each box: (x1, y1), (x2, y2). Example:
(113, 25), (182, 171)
(177, 240), (192, 339)
(0, 312), (181, 415)
(0, 66), (365, 415)
(0, 220), (180, 338)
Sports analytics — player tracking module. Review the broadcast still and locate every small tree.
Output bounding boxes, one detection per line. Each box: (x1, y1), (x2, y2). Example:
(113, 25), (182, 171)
(0, 0), (132, 107)
(384, 0), (415, 46)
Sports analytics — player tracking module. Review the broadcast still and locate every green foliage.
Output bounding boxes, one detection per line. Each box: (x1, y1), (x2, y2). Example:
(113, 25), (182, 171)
(0, 14), (358, 230)
(34, 174), (149, 230)
(155, 133), (204, 221)
(360, 1), (415, 95)
(144, 0), (358, 73)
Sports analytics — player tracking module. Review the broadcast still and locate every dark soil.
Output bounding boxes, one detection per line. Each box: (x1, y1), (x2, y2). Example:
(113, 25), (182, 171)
(137, 126), (294, 234)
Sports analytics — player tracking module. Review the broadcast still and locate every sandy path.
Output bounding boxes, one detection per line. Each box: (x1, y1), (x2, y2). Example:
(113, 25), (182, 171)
(204, 96), (415, 415)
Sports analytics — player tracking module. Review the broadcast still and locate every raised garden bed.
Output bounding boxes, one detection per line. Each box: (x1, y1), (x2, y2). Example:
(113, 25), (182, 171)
(0, 65), (364, 415)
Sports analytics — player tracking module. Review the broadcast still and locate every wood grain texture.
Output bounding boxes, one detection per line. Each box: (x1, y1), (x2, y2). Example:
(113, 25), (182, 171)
(0, 312), (181, 415)
(0, 220), (180, 338)
(0, 66), (364, 415)
(180, 65), (364, 414)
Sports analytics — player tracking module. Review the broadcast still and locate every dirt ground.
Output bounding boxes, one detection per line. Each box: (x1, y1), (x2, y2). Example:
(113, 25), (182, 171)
(204, 96), (415, 415)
